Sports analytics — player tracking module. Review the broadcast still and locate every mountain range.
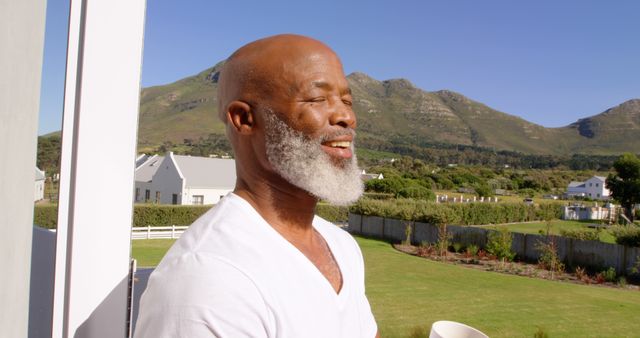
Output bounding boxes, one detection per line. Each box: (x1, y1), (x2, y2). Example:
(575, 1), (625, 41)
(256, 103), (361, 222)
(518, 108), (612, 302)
(137, 62), (640, 156)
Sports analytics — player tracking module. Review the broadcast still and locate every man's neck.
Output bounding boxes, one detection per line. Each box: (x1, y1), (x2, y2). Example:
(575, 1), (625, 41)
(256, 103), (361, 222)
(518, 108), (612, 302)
(234, 175), (318, 242)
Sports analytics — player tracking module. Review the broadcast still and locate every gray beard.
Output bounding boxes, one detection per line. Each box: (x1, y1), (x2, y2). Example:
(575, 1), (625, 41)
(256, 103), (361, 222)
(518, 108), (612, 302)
(263, 108), (364, 206)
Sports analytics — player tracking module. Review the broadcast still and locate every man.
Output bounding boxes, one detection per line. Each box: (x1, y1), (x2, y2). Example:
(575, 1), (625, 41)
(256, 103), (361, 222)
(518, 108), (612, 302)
(135, 34), (379, 338)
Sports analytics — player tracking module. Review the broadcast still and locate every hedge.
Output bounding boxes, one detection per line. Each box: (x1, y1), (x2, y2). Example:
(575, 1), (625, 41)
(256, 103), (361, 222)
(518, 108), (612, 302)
(610, 226), (640, 247)
(132, 205), (211, 227)
(33, 204), (58, 229)
(34, 203), (350, 228)
(349, 198), (564, 225)
(315, 203), (349, 222)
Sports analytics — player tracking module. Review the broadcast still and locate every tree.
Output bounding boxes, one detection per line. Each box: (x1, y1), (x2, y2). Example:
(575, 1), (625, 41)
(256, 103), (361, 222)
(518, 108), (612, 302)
(606, 153), (640, 222)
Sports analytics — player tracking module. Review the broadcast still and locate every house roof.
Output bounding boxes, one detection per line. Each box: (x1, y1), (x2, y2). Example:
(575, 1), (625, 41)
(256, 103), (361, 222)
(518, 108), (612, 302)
(35, 167), (45, 181)
(135, 155), (164, 182)
(136, 154), (151, 168)
(568, 181), (585, 188)
(173, 154), (236, 189)
(589, 176), (606, 182)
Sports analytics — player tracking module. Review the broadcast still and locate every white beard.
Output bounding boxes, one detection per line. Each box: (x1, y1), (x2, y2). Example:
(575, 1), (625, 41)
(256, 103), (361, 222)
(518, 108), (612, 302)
(263, 109), (364, 206)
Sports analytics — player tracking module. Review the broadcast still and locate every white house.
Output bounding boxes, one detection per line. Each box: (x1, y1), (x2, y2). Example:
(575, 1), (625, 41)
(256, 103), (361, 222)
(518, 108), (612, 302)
(360, 169), (384, 181)
(565, 176), (610, 200)
(134, 154), (164, 202)
(134, 152), (236, 205)
(35, 167), (45, 201)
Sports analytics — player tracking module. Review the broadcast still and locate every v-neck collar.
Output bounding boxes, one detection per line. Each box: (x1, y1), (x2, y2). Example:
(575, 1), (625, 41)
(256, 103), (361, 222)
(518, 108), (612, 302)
(227, 193), (349, 303)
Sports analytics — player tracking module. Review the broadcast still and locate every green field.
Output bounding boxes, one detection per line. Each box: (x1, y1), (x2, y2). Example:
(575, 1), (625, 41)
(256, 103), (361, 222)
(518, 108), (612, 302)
(478, 220), (616, 244)
(132, 239), (177, 267)
(132, 237), (640, 337)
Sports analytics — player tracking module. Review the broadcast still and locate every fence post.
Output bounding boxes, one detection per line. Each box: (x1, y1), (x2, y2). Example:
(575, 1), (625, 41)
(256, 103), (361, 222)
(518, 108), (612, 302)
(172, 225), (176, 239)
(147, 225), (151, 239)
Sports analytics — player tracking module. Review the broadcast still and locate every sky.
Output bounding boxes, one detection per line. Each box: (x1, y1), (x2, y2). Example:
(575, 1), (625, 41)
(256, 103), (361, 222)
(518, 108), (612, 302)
(38, 0), (640, 135)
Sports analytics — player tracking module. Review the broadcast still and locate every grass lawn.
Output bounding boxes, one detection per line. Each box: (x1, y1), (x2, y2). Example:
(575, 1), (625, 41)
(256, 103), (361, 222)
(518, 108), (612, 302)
(480, 220), (617, 244)
(131, 239), (176, 267)
(132, 237), (640, 337)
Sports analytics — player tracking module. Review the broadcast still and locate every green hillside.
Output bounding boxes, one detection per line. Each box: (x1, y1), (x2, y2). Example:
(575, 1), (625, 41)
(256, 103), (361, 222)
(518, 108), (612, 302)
(132, 62), (640, 156)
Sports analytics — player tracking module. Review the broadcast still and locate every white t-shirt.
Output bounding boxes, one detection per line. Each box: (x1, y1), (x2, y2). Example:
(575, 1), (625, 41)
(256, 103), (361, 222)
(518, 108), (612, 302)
(134, 193), (377, 338)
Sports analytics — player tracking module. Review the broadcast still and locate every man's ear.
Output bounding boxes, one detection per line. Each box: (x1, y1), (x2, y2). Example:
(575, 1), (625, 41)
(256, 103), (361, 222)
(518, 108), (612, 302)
(226, 101), (254, 134)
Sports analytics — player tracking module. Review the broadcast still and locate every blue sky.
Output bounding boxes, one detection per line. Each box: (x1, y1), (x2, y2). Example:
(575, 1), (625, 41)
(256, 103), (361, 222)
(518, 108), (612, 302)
(39, 0), (640, 135)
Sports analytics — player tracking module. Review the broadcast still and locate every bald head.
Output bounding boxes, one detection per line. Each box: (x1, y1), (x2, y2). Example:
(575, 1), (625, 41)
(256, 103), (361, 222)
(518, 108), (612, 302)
(217, 34), (342, 122)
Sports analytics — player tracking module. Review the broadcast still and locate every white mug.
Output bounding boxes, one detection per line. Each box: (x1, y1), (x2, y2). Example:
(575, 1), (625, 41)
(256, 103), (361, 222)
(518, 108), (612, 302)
(429, 320), (489, 338)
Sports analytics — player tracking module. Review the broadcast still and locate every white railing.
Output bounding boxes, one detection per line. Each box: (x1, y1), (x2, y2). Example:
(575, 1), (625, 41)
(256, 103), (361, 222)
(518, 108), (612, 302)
(131, 225), (189, 240)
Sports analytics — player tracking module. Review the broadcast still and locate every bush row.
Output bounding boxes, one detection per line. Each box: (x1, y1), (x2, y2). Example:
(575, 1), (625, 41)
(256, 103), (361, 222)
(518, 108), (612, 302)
(349, 198), (564, 225)
(610, 226), (640, 247)
(132, 205), (211, 227)
(34, 203), (350, 228)
(315, 204), (349, 222)
(33, 205), (58, 229)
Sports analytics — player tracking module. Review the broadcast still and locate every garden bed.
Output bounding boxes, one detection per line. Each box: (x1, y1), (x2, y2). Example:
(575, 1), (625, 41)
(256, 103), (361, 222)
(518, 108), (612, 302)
(393, 243), (640, 290)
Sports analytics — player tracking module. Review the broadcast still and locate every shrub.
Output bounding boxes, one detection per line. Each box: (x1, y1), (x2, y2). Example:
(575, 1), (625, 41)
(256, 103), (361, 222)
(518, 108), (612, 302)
(33, 204), (58, 229)
(610, 226), (640, 247)
(396, 186), (435, 201)
(536, 237), (565, 277)
(362, 192), (395, 200)
(452, 242), (463, 253)
(436, 223), (451, 259)
(595, 272), (605, 284)
(486, 227), (515, 262)
(602, 267), (617, 283)
(465, 244), (479, 257)
(348, 198), (564, 225)
(560, 228), (600, 241)
(416, 243), (435, 257)
(133, 204), (211, 227)
(575, 266), (589, 282)
(315, 203), (349, 222)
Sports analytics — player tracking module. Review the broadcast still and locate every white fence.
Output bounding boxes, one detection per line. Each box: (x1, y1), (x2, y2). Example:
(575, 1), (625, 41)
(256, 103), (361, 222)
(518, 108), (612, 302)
(131, 225), (188, 240)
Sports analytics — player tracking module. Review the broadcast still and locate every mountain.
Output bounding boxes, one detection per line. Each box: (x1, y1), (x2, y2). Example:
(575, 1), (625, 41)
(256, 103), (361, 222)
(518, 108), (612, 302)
(562, 99), (640, 154)
(137, 62), (639, 156)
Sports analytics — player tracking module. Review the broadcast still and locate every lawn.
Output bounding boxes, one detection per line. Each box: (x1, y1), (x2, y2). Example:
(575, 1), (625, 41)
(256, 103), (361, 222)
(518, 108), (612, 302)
(131, 239), (176, 267)
(479, 220), (617, 244)
(132, 237), (640, 337)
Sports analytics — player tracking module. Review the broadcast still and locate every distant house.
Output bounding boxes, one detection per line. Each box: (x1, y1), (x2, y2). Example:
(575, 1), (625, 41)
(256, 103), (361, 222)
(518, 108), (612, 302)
(134, 152), (236, 205)
(35, 167), (45, 202)
(565, 176), (610, 200)
(134, 154), (164, 203)
(360, 169), (383, 181)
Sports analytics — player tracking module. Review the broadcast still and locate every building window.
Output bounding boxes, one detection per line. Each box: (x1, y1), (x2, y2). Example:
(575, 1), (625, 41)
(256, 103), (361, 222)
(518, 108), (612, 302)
(596, 183), (599, 187)
(597, 193), (600, 198)
(589, 183), (592, 187)
(155, 191), (161, 203)
(135, 188), (140, 201)
(172, 193), (178, 205)
(192, 195), (204, 205)
(145, 189), (150, 202)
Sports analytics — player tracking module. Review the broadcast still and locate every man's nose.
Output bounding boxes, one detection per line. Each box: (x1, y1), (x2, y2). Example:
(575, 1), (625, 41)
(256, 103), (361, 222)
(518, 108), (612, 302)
(329, 101), (356, 129)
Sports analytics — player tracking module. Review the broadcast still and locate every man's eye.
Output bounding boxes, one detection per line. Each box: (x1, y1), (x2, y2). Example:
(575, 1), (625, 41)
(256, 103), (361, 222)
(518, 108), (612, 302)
(310, 97), (326, 103)
(342, 99), (353, 106)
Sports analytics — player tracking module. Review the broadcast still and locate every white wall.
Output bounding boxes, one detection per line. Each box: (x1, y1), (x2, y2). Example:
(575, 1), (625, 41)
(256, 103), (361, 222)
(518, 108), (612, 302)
(35, 180), (45, 201)
(51, 1), (146, 336)
(184, 187), (232, 205)
(0, 0), (47, 336)
(585, 177), (609, 200)
(152, 153), (185, 204)
(134, 181), (153, 203)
